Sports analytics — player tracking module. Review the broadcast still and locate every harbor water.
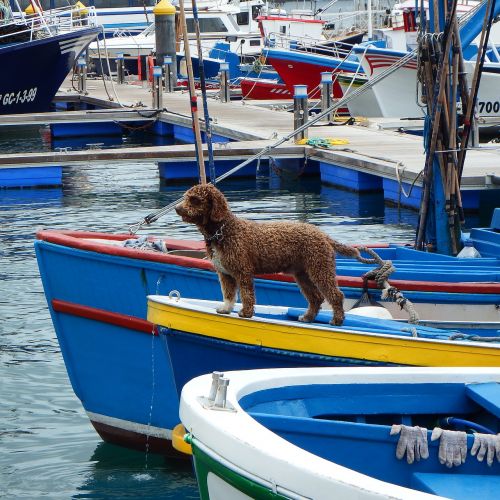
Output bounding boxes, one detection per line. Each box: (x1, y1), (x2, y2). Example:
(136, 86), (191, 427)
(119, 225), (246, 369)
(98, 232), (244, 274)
(0, 125), (485, 498)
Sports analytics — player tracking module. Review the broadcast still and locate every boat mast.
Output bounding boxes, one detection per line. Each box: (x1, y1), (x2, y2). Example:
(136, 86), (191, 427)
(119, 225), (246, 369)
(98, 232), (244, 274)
(415, 0), (495, 254)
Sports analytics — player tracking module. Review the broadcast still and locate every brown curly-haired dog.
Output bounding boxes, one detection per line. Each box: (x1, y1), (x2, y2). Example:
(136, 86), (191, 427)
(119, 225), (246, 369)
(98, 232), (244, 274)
(175, 183), (373, 326)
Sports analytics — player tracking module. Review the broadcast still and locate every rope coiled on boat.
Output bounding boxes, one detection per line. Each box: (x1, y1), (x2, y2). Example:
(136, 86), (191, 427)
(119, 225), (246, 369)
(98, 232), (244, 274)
(357, 247), (420, 325)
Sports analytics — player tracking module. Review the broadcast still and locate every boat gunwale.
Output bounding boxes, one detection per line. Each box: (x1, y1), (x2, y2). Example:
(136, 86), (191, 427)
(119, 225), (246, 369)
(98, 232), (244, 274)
(147, 296), (500, 363)
(180, 367), (500, 500)
(35, 230), (500, 294)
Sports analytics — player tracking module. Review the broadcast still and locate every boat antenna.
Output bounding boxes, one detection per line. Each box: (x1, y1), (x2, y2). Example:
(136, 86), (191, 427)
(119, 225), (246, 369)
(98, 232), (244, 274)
(142, 0), (150, 25)
(178, 0), (207, 184)
(191, 0), (216, 183)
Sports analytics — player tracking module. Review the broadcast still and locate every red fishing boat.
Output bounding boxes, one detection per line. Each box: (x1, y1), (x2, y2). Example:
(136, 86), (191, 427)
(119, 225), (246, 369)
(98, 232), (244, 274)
(240, 78), (292, 99)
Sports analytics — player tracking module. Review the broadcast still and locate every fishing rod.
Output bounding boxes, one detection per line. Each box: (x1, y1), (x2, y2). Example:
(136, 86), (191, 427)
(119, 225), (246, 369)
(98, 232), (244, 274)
(414, 0), (460, 252)
(456, 0), (496, 181)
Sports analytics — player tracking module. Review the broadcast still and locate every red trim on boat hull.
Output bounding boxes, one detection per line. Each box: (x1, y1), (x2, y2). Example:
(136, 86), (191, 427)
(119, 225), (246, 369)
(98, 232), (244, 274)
(37, 230), (500, 294)
(37, 229), (213, 270)
(52, 299), (157, 335)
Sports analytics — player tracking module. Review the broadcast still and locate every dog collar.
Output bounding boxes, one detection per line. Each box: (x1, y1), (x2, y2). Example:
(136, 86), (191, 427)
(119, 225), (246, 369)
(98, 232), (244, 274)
(205, 223), (226, 243)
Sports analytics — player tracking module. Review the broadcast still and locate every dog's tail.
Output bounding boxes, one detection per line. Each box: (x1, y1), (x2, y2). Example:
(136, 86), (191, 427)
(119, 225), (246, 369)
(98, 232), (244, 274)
(329, 239), (380, 265)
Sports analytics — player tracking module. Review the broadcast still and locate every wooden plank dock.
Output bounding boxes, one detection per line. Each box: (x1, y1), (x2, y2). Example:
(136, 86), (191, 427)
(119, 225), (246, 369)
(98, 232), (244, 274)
(0, 109), (158, 127)
(0, 141), (304, 168)
(2, 77), (500, 199)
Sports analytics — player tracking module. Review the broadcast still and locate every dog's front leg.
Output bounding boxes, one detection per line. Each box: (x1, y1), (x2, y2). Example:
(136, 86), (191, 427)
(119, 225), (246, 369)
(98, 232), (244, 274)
(216, 272), (237, 314)
(237, 275), (255, 318)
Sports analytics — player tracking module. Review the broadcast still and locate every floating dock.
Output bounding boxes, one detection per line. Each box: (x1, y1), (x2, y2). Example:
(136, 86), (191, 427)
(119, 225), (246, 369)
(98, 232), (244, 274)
(2, 77), (499, 210)
(0, 141), (304, 167)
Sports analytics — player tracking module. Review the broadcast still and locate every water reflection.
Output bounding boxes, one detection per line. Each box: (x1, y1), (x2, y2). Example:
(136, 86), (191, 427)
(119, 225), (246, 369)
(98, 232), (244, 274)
(74, 442), (199, 499)
(0, 188), (62, 210)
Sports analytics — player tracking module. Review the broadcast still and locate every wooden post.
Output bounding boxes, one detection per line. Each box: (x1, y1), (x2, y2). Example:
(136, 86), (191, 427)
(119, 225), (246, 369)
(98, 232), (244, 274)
(178, 0), (206, 184)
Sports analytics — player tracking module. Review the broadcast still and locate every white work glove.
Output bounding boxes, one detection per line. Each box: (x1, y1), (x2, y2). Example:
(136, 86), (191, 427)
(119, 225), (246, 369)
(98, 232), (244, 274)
(390, 424), (429, 464)
(470, 433), (500, 466)
(431, 428), (467, 468)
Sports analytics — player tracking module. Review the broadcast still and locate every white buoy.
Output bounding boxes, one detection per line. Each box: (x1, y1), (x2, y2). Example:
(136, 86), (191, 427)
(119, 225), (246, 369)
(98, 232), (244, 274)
(348, 306), (393, 320)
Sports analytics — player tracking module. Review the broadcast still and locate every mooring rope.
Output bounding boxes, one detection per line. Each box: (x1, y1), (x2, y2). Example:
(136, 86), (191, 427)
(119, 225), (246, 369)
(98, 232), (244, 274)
(357, 247), (420, 325)
(449, 333), (500, 342)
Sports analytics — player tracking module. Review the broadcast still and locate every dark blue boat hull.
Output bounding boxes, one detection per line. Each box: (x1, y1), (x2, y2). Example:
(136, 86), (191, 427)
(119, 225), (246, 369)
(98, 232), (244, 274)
(0, 26), (99, 114)
(161, 327), (397, 398)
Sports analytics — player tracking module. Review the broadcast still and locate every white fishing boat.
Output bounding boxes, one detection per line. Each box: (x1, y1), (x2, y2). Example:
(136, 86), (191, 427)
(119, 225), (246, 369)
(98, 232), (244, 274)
(344, 0), (500, 119)
(179, 366), (500, 499)
(88, 0), (264, 75)
(353, 44), (500, 119)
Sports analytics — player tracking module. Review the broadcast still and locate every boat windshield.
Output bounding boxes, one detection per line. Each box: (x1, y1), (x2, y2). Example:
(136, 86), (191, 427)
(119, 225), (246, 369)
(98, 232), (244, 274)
(141, 23), (155, 36)
(186, 17), (228, 33)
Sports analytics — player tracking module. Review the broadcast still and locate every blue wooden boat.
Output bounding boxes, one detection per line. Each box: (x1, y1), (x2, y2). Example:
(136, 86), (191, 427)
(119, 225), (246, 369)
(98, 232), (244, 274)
(34, 212), (500, 454)
(468, 208), (500, 258)
(35, 209), (500, 328)
(179, 367), (500, 500)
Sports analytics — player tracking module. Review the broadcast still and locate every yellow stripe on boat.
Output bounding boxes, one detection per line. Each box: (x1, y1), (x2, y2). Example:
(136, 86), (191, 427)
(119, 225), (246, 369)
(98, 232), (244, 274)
(147, 300), (500, 367)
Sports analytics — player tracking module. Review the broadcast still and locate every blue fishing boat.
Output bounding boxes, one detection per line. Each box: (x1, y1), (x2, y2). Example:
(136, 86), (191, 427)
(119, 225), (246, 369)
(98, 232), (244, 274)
(179, 366), (500, 500)
(34, 212), (500, 454)
(0, 6), (100, 114)
(35, 209), (500, 329)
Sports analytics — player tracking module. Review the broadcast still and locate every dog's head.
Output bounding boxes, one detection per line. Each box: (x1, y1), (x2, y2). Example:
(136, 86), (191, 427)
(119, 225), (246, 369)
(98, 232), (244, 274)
(175, 183), (230, 227)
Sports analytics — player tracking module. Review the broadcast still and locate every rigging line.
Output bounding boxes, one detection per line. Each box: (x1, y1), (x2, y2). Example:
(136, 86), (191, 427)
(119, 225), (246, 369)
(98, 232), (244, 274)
(141, 0), (149, 24)
(240, 52), (269, 102)
(436, 145), (500, 153)
(100, 33), (127, 107)
(94, 30), (115, 103)
(95, 32), (129, 107)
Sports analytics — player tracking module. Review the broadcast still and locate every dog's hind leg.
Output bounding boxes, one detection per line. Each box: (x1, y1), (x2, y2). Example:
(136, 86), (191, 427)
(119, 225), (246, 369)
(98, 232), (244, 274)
(294, 271), (324, 323)
(236, 275), (255, 318)
(307, 260), (345, 326)
(216, 272), (238, 314)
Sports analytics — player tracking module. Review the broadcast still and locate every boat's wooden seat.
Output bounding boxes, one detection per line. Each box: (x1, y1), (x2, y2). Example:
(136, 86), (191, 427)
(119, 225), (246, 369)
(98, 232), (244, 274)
(411, 472), (500, 500)
(465, 383), (500, 418)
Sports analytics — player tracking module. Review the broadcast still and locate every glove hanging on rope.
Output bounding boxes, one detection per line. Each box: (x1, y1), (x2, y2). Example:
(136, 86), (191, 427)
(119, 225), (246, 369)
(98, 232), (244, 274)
(471, 433), (500, 466)
(431, 428), (467, 468)
(390, 424), (429, 464)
